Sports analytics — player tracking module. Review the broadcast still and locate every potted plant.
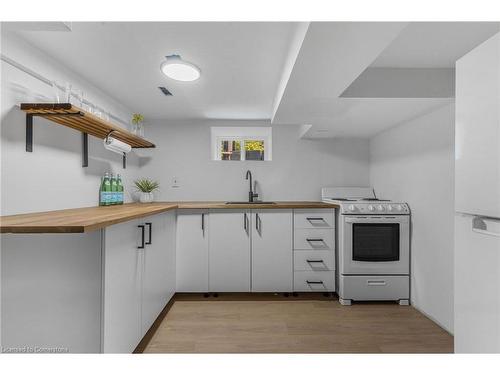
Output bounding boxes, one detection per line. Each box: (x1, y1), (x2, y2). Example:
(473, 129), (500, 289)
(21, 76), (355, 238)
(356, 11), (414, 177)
(134, 178), (159, 203)
(131, 113), (145, 137)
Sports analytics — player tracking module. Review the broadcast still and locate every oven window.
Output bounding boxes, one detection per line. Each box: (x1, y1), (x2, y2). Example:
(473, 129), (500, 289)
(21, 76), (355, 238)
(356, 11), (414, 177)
(352, 223), (400, 262)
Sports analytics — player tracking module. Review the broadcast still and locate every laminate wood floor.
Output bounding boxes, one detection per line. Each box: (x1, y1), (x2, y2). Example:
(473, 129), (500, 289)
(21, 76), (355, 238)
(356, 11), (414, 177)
(144, 293), (453, 353)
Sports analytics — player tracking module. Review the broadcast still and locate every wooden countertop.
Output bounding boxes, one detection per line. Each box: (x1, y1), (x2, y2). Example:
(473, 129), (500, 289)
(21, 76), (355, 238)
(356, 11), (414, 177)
(172, 201), (338, 209)
(0, 203), (178, 234)
(0, 201), (337, 234)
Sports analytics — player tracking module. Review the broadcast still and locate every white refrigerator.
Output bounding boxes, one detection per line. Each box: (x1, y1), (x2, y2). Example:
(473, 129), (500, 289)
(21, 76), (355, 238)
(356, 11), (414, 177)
(455, 32), (500, 353)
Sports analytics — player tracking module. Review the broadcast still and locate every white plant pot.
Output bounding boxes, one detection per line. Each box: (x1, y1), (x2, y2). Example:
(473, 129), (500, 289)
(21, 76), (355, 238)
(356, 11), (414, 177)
(139, 192), (154, 203)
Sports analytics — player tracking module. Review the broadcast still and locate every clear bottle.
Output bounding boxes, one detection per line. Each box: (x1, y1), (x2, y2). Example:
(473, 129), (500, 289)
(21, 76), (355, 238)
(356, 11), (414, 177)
(116, 174), (124, 205)
(110, 174), (117, 205)
(101, 173), (111, 206)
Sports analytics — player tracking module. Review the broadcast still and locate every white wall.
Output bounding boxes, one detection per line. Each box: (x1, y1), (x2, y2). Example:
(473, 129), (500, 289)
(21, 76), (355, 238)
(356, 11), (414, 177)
(1, 31), (141, 215)
(369, 103), (455, 333)
(140, 119), (370, 201)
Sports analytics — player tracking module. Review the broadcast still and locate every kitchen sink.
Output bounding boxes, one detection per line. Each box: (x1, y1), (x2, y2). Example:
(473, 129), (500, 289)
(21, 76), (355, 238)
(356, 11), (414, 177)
(225, 201), (276, 204)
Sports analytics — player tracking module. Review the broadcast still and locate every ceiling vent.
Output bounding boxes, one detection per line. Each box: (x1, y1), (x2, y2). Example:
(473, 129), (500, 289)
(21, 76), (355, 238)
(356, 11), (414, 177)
(158, 86), (173, 96)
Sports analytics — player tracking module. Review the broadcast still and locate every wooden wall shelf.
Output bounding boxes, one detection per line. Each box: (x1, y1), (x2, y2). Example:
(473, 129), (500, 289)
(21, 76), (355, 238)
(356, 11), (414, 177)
(20, 103), (155, 149)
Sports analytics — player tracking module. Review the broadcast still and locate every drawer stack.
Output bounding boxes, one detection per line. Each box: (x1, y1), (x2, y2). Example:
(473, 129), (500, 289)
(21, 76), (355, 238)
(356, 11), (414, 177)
(293, 209), (335, 292)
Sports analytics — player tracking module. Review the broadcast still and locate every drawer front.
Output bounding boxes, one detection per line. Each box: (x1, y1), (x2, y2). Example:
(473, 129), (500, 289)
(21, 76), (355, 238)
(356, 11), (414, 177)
(293, 271), (335, 292)
(294, 209), (335, 229)
(294, 250), (335, 271)
(340, 275), (409, 301)
(294, 229), (335, 250)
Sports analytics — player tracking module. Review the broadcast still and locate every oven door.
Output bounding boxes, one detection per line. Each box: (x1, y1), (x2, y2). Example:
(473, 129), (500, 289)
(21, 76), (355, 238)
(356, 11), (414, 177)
(341, 215), (410, 275)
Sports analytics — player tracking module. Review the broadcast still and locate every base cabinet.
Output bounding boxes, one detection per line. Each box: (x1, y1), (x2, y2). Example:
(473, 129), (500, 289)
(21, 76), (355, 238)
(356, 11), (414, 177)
(251, 210), (293, 292)
(102, 219), (142, 353)
(293, 209), (336, 292)
(103, 211), (176, 353)
(141, 211), (176, 335)
(209, 209), (251, 292)
(176, 210), (209, 292)
(176, 208), (335, 294)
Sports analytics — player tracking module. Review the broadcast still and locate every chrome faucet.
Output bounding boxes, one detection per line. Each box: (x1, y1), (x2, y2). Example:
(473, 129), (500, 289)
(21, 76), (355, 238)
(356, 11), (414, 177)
(245, 170), (259, 202)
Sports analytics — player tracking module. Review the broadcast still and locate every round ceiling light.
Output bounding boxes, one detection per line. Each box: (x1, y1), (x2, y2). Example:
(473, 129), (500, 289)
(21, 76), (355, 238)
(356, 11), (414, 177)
(160, 55), (201, 82)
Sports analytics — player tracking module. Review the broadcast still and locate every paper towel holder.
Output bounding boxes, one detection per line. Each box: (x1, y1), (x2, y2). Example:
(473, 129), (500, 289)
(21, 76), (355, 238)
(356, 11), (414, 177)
(104, 130), (129, 169)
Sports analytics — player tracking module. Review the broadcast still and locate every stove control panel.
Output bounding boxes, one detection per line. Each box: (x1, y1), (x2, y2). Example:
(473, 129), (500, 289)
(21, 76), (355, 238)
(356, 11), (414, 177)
(341, 202), (409, 215)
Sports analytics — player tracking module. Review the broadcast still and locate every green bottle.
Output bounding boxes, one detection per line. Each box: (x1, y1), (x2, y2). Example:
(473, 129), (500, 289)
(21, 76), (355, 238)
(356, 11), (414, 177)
(101, 173), (111, 206)
(116, 174), (124, 205)
(99, 176), (105, 206)
(110, 173), (117, 205)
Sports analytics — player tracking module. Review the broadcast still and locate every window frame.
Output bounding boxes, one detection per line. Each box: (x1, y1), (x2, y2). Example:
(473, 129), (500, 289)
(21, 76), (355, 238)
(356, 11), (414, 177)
(211, 127), (272, 161)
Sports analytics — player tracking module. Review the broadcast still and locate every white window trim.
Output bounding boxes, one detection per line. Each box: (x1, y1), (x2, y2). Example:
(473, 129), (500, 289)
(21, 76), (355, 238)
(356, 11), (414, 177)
(211, 127), (272, 161)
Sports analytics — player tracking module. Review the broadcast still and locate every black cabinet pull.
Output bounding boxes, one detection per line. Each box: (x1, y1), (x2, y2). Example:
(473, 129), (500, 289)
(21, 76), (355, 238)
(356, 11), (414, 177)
(306, 238), (324, 243)
(244, 213), (248, 232)
(306, 260), (324, 263)
(306, 217), (325, 221)
(255, 213), (262, 234)
(306, 280), (324, 285)
(145, 222), (152, 245)
(137, 225), (145, 249)
(201, 213), (205, 235)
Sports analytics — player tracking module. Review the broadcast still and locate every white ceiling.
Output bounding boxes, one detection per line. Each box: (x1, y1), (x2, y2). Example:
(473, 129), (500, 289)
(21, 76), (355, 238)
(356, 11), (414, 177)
(13, 22), (298, 120)
(9, 22), (500, 138)
(305, 98), (453, 138)
(273, 22), (500, 138)
(372, 22), (500, 68)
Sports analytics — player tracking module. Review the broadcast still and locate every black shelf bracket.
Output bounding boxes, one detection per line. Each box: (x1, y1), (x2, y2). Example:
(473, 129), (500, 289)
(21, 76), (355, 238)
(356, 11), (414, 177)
(123, 153), (127, 169)
(82, 133), (88, 167)
(26, 114), (33, 152)
(25, 111), (86, 167)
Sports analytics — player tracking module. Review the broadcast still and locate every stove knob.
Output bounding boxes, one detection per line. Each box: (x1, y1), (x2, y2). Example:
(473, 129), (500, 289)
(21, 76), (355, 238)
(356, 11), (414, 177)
(348, 204), (356, 212)
(387, 205), (393, 211)
(377, 205), (384, 211)
(368, 205), (375, 212)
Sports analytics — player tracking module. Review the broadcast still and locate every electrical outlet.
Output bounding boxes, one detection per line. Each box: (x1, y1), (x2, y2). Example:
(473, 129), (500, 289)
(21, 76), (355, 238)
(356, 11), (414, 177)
(172, 176), (180, 188)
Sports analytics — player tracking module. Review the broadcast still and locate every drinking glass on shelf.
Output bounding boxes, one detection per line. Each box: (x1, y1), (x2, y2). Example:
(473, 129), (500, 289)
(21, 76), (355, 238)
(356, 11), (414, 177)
(73, 89), (84, 108)
(93, 107), (102, 119)
(138, 122), (145, 138)
(64, 82), (72, 103)
(51, 81), (62, 103)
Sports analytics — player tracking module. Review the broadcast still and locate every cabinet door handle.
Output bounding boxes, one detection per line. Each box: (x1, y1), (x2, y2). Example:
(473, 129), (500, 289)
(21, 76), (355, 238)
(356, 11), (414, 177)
(244, 213), (249, 234)
(306, 280), (324, 285)
(137, 225), (145, 249)
(306, 238), (324, 242)
(367, 280), (386, 286)
(201, 213), (205, 235)
(255, 213), (262, 234)
(306, 260), (324, 263)
(306, 217), (326, 223)
(145, 222), (152, 245)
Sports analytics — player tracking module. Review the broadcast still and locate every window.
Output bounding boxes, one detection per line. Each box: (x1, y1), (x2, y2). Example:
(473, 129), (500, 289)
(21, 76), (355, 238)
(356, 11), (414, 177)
(211, 127), (272, 161)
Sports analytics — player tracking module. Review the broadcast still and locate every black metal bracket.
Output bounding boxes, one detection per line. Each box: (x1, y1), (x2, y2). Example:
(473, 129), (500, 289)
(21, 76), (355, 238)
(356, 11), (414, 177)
(25, 111), (84, 153)
(82, 133), (88, 167)
(26, 114), (33, 152)
(123, 153), (127, 169)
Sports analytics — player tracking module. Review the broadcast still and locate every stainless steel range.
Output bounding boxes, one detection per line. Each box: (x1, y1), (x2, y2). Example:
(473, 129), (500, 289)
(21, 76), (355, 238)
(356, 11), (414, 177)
(322, 187), (410, 306)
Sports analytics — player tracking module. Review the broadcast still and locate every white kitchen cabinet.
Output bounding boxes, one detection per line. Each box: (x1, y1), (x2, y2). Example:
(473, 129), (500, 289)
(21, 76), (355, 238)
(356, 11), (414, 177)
(103, 211), (176, 353)
(251, 209), (292, 292)
(141, 211), (176, 336)
(293, 209), (336, 292)
(102, 219), (142, 353)
(455, 33), (500, 219)
(176, 209), (209, 292)
(209, 209), (251, 292)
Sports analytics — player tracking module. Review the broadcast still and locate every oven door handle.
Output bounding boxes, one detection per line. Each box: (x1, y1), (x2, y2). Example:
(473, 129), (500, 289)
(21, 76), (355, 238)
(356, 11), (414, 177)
(344, 217), (405, 223)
